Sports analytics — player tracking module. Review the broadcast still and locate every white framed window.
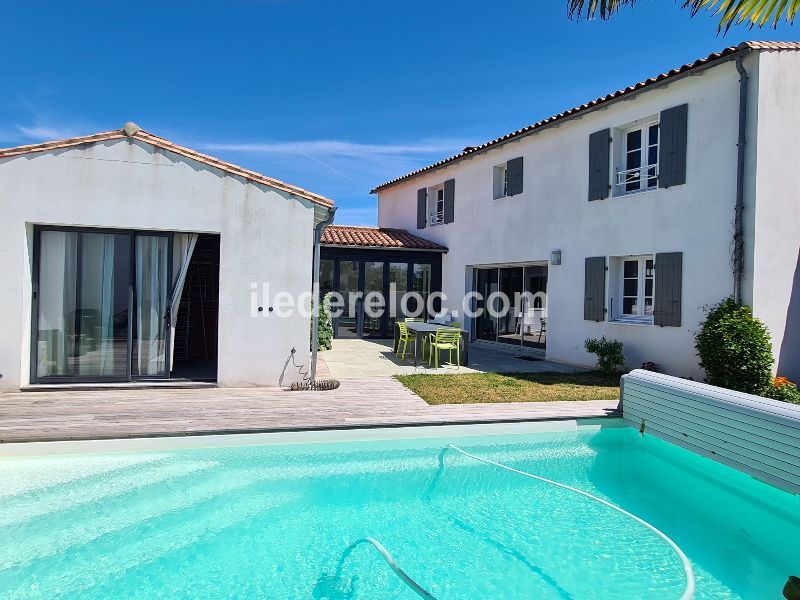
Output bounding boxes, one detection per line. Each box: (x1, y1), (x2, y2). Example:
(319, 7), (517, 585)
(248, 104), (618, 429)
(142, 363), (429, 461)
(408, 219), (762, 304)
(617, 255), (654, 320)
(615, 121), (659, 194)
(493, 163), (508, 199)
(429, 184), (445, 226)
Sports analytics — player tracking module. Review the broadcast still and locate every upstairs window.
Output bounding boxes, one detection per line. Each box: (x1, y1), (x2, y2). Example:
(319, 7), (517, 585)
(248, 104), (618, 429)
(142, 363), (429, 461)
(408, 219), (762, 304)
(614, 120), (659, 195)
(493, 157), (523, 199)
(429, 184), (445, 226)
(493, 164), (508, 199)
(417, 179), (454, 228)
(589, 103), (686, 202)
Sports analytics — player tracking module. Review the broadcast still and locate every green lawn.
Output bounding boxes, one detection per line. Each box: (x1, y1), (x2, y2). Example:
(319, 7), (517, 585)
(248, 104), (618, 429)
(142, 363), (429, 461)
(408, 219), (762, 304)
(394, 372), (620, 405)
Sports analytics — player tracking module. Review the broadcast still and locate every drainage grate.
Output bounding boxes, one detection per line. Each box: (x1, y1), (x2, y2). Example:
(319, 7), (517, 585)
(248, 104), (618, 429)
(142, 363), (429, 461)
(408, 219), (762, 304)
(515, 355), (543, 362)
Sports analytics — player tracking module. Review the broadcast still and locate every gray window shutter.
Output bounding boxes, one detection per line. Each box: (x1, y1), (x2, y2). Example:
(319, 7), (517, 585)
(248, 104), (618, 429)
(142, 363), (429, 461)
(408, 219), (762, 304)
(584, 257), (606, 321)
(654, 252), (682, 327)
(588, 129), (611, 201)
(417, 188), (427, 229)
(659, 104), (688, 188)
(507, 157), (523, 196)
(443, 178), (455, 224)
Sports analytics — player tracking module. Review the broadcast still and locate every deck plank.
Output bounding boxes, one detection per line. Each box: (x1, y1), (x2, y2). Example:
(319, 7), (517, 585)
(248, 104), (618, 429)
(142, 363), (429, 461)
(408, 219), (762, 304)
(0, 378), (619, 443)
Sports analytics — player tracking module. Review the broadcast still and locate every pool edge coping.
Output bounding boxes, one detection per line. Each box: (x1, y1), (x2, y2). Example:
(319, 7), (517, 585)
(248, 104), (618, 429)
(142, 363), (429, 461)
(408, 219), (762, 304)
(0, 415), (626, 456)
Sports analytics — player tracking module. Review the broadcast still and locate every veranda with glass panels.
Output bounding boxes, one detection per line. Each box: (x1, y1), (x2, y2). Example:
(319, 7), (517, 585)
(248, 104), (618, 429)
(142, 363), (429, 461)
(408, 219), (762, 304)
(319, 248), (443, 339)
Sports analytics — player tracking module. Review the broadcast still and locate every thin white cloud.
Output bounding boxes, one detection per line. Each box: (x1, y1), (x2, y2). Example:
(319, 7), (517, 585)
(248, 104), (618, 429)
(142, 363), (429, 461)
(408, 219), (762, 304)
(16, 124), (84, 141)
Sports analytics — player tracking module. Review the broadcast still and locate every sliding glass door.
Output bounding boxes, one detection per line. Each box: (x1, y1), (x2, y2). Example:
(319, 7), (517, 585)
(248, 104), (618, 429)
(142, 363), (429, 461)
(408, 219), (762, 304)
(473, 265), (547, 348)
(35, 230), (131, 380)
(132, 234), (170, 378)
(77, 232), (132, 378)
(33, 227), (172, 383)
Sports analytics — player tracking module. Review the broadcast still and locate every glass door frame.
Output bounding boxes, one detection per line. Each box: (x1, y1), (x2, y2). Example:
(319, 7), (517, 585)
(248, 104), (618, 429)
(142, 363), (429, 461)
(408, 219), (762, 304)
(332, 258), (362, 339)
(470, 262), (548, 349)
(362, 260), (388, 338)
(30, 225), (174, 384)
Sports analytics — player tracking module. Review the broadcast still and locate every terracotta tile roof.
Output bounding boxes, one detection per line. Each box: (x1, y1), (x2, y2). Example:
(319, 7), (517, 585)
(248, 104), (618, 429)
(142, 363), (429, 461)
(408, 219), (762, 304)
(321, 225), (447, 251)
(0, 124), (334, 208)
(371, 41), (800, 193)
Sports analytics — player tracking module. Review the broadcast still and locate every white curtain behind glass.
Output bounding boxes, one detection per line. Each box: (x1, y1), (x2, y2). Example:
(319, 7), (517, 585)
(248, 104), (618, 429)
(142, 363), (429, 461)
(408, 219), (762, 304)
(135, 236), (169, 376)
(169, 233), (197, 371)
(37, 231), (78, 377)
(78, 233), (119, 377)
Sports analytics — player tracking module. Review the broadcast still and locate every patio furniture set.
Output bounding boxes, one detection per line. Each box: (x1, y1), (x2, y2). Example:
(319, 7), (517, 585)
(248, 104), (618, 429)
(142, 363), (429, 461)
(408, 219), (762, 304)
(392, 317), (469, 368)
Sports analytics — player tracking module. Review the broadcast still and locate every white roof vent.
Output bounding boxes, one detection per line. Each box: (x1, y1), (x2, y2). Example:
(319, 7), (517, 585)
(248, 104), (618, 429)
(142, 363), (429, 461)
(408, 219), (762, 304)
(122, 122), (141, 137)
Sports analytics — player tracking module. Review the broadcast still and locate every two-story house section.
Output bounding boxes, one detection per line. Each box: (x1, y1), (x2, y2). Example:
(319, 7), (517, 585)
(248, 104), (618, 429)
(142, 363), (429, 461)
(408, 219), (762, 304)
(372, 42), (800, 379)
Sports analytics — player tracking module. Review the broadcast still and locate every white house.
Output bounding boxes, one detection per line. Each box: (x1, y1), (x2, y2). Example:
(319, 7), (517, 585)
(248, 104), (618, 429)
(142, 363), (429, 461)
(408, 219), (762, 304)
(373, 41), (800, 380)
(0, 123), (335, 391)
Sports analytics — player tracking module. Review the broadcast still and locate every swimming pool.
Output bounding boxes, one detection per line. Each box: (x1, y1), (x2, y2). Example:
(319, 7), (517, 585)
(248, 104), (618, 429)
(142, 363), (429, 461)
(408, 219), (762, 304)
(0, 421), (797, 599)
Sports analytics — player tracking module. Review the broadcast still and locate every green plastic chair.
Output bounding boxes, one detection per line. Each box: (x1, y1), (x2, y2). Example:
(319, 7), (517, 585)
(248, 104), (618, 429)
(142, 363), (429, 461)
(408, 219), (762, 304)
(396, 322), (414, 360)
(422, 321), (462, 360)
(428, 328), (461, 369)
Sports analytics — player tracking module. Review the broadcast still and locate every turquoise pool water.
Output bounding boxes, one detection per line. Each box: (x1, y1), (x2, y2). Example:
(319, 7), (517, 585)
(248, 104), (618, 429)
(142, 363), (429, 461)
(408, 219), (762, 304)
(0, 422), (797, 599)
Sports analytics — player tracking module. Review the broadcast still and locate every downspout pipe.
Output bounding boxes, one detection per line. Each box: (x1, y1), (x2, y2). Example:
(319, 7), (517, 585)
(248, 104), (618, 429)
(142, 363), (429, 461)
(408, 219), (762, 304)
(733, 54), (749, 305)
(311, 206), (336, 382)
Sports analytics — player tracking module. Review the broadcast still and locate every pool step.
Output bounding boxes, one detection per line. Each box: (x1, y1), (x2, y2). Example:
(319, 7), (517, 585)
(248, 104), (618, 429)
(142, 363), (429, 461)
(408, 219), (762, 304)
(1, 490), (298, 597)
(0, 459), (216, 527)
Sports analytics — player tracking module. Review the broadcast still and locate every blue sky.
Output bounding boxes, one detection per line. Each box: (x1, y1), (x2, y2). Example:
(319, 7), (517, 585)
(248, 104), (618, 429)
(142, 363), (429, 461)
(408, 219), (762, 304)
(1, 1), (797, 225)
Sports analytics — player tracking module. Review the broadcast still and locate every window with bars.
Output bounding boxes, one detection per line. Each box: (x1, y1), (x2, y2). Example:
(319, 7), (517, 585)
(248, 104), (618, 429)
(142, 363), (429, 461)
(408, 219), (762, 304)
(429, 185), (445, 226)
(616, 121), (659, 194)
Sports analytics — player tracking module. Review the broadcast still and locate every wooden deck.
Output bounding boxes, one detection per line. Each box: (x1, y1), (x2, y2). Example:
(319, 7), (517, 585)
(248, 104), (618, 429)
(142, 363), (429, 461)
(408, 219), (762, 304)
(0, 378), (619, 443)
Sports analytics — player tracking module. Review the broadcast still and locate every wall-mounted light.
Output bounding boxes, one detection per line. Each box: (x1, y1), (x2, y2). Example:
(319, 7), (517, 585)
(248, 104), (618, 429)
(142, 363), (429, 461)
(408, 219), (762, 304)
(550, 250), (562, 265)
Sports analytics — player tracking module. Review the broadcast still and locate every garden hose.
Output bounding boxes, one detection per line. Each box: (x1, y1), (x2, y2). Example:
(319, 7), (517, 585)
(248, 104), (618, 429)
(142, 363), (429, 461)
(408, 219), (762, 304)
(279, 348), (340, 391)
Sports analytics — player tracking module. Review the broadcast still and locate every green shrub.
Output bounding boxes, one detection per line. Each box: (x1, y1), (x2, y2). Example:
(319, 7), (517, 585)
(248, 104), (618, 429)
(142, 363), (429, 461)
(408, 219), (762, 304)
(695, 299), (773, 395)
(311, 292), (334, 351)
(584, 336), (626, 375)
(764, 377), (800, 404)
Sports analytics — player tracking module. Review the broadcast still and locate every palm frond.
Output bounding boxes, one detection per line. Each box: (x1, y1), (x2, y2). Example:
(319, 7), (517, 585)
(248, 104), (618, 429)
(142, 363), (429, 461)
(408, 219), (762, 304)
(684, 0), (800, 31)
(568, 0), (800, 31)
(567, 0), (638, 20)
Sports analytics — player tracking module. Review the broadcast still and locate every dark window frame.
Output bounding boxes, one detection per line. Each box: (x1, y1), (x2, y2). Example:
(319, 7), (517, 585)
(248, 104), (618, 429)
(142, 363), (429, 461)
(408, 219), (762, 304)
(30, 225), (174, 384)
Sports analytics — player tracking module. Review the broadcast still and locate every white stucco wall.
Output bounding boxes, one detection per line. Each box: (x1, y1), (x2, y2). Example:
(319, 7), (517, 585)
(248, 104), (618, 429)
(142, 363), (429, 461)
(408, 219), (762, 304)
(0, 138), (319, 390)
(750, 50), (800, 381)
(378, 54), (760, 378)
